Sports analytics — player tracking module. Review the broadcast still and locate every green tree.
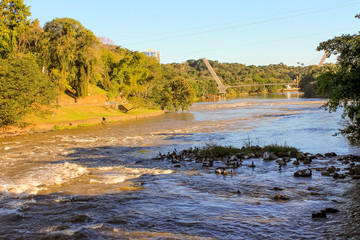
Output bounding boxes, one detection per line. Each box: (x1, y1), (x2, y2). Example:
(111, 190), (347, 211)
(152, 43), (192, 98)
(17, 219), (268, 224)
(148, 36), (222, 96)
(159, 76), (194, 111)
(0, 0), (30, 58)
(43, 18), (100, 97)
(316, 14), (360, 144)
(0, 56), (56, 127)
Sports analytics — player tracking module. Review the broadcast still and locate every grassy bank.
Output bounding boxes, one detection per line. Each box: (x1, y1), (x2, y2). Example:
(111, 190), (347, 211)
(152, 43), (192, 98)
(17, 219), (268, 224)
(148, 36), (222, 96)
(26, 105), (160, 124)
(0, 105), (165, 138)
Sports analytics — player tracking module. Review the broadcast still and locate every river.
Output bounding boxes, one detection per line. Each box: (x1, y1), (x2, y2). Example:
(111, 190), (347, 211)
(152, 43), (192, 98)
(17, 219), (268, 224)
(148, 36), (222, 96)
(1, 93), (360, 239)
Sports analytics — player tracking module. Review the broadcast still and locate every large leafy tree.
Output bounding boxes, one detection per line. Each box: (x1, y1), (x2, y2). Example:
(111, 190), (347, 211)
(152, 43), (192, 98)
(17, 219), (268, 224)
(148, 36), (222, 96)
(316, 14), (360, 144)
(157, 76), (194, 111)
(0, 0), (30, 58)
(43, 18), (100, 97)
(0, 56), (56, 127)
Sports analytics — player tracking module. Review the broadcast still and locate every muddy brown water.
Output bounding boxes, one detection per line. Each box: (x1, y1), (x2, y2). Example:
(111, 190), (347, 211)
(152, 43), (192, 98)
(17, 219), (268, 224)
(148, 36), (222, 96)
(1, 93), (360, 239)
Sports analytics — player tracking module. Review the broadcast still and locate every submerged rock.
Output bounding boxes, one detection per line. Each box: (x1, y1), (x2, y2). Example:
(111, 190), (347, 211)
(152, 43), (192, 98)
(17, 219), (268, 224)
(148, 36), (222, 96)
(354, 166), (360, 175)
(325, 152), (337, 158)
(294, 169), (312, 177)
(274, 193), (290, 200)
(263, 151), (278, 161)
(312, 208), (339, 218)
(312, 211), (327, 218)
(282, 157), (291, 162)
(324, 208), (339, 213)
(275, 159), (287, 166)
(296, 153), (306, 161)
(303, 157), (312, 165)
(293, 159), (300, 165)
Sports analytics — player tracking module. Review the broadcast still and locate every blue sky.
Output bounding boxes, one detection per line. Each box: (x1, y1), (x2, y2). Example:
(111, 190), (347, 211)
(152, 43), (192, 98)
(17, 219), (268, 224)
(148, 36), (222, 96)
(24, 0), (360, 66)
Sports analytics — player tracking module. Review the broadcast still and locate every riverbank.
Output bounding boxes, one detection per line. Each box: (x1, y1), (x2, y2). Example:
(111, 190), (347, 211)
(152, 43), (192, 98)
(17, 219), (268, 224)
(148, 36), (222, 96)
(0, 97), (328, 139)
(0, 106), (165, 138)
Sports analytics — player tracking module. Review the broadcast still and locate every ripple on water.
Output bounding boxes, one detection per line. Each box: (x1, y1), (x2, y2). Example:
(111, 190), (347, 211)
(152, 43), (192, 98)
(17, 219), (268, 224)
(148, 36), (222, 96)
(0, 96), (359, 239)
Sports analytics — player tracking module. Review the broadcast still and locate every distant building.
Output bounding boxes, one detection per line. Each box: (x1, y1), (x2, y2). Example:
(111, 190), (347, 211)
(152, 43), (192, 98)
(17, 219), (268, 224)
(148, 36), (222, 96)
(142, 48), (160, 62)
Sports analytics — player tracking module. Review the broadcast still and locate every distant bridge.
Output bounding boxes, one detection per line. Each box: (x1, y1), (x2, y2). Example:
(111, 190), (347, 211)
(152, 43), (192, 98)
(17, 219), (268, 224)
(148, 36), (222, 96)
(202, 58), (298, 95)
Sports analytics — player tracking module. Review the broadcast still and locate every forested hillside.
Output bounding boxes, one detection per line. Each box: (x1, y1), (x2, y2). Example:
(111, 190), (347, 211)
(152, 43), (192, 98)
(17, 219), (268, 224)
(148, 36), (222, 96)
(0, 0), (329, 128)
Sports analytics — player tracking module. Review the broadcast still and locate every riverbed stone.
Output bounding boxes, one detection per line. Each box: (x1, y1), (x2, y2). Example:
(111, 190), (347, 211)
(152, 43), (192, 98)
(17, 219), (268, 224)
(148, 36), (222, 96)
(282, 157), (291, 162)
(66, 214), (92, 223)
(275, 159), (287, 166)
(354, 166), (360, 175)
(325, 152), (337, 158)
(327, 166), (336, 173)
(303, 157), (312, 164)
(248, 153), (256, 158)
(294, 168), (312, 177)
(296, 153), (306, 161)
(312, 211), (327, 218)
(332, 173), (339, 179)
(274, 193), (290, 200)
(263, 151), (278, 160)
(324, 208), (339, 213)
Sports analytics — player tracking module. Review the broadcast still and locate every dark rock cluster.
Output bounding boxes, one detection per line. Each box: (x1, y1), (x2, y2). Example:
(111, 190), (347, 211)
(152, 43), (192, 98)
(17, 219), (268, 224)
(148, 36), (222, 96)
(312, 208), (340, 218)
(156, 146), (358, 221)
(294, 168), (312, 177)
(155, 147), (243, 172)
(155, 147), (360, 182)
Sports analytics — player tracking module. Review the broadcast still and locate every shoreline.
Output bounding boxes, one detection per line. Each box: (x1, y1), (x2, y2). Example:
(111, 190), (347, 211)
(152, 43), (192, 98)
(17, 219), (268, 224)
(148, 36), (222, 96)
(0, 98), (328, 139)
(0, 110), (165, 139)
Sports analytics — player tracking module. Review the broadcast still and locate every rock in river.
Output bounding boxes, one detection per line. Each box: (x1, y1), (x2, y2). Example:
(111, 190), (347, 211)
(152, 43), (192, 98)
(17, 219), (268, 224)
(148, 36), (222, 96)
(294, 168), (312, 177)
(263, 151), (278, 161)
(274, 193), (290, 200)
(312, 211), (327, 218)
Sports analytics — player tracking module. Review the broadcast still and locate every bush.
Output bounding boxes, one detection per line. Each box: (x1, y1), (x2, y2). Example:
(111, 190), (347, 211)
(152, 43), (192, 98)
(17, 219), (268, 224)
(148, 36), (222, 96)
(263, 144), (299, 157)
(199, 143), (241, 158)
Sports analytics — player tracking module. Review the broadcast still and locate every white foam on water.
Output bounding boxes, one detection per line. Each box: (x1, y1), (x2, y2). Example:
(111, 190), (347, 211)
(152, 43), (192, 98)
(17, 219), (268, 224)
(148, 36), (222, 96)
(89, 166), (173, 185)
(43, 223), (104, 237)
(0, 162), (89, 196)
(0, 160), (173, 196)
(73, 138), (98, 143)
(0, 207), (20, 216)
(121, 136), (144, 142)
(0, 198), (36, 217)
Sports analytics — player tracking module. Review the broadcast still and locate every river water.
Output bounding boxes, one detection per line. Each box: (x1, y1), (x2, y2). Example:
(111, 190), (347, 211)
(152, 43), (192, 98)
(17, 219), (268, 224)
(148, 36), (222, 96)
(1, 93), (360, 239)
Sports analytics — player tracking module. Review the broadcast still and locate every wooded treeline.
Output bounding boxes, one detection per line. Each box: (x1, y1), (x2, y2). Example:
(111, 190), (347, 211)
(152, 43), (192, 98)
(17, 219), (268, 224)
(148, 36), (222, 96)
(0, 0), (334, 129)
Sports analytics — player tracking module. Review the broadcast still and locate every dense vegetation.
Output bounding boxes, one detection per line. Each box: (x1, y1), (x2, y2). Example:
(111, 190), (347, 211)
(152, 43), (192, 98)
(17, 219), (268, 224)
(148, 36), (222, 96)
(0, 0), (197, 127)
(315, 14), (360, 144)
(4, 0), (356, 141)
(168, 60), (301, 96)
